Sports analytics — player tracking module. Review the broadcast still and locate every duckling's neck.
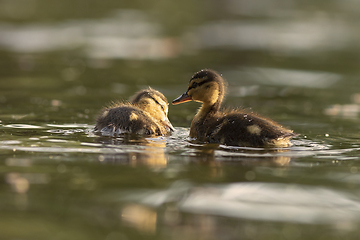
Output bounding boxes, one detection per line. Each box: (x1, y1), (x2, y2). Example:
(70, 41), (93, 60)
(193, 80), (225, 122)
(195, 98), (222, 121)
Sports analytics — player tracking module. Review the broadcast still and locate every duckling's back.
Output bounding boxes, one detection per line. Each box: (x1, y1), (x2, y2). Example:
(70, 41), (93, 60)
(193, 110), (295, 147)
(95, 104), (167, 136)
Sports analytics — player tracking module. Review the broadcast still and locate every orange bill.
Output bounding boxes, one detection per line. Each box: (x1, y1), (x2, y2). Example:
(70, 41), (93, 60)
(172, 92), (192, 105)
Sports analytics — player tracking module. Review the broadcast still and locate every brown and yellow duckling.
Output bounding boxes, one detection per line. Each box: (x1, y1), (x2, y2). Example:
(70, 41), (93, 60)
(172, 69), (295, 147)
(95, 87), (174, 136)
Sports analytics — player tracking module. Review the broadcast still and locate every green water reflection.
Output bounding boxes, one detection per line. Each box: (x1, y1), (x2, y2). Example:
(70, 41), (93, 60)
(2, 0), (360, 239)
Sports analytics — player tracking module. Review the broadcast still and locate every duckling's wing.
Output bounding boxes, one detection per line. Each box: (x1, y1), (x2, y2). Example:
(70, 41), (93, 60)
(205, 112), (294, 147)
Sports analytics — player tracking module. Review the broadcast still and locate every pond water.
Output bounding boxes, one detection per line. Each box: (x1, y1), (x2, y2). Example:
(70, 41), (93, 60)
(2, 0), (360, 239)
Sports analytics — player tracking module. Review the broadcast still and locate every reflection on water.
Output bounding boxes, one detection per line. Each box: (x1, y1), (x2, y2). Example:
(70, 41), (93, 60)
(114, 180), (360, 237)
(178, 182), (360, 224)
(96, 136), (168, 168)
(121, 204), (157, 234)
(325, 93), (360, 119)
(188, 143), (292, 168)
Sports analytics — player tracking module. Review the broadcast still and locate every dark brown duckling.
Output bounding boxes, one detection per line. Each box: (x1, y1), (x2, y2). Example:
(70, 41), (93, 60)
(172, 69), (295, 147)
(95, 87), (174, 136)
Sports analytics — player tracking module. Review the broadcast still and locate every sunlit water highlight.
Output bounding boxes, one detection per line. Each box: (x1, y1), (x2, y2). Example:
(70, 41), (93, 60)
(0, 123), (354, 160)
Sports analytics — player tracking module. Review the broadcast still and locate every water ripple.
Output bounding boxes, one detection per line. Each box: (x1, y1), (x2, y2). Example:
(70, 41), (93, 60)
(112, 181), (360, 225)
(3, 124), (42, 129)
(0, 124), (359, 164)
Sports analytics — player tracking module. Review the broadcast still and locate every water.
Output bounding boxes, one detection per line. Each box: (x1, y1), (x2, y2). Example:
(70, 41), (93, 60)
(2, 0), (360, 239)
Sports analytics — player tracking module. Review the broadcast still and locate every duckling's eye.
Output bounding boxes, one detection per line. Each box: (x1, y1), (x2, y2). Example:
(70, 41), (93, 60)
(189, 82), (199, 90)
(148, 95), (165, 112)
(160, 104), (165, 111)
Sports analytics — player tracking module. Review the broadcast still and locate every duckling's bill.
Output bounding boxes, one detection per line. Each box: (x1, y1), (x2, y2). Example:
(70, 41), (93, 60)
(163, 116), (175, 132)
(172, 92), (192, 105)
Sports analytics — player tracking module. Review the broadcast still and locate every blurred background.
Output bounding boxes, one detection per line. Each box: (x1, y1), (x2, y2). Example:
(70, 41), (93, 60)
(2, 0), (360, 124)
(2, 0), (360, 240)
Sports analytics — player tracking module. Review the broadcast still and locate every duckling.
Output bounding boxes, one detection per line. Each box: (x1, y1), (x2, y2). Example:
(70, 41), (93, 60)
(172, 69), (295, 147)
(95, 87), (174, 136)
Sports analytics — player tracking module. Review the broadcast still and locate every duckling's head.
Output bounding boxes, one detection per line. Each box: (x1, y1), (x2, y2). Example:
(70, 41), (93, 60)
(172, 69), (226, 108)
(131, 88), (174, 132)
